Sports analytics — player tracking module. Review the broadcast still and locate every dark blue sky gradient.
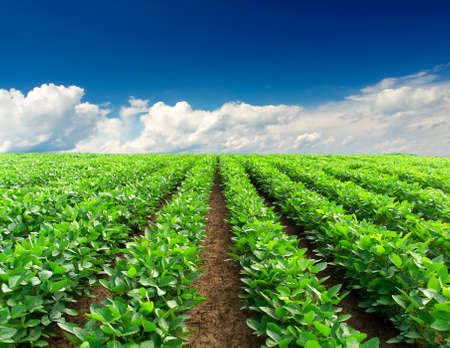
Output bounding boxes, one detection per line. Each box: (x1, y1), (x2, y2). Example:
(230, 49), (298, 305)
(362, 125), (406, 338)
(1, 0), (449, 110)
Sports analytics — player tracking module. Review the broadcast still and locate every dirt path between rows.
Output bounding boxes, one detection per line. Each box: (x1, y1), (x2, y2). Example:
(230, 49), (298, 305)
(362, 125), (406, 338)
(186, 172), (262, 348)
(249, 178), (418, 348)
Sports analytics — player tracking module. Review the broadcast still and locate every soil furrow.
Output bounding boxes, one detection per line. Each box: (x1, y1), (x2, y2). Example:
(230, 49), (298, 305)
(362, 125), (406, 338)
(186, 172), (262, 348)
(249, 178), (418, 348)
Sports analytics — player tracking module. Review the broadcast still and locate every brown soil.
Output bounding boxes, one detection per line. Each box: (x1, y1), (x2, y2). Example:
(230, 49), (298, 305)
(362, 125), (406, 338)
(47, 283), (114, 348)
(48, 184), (183, 347)
(145, 183), (182, 229)
(252, 185), (419, 348)
(186, 173), (263, 348)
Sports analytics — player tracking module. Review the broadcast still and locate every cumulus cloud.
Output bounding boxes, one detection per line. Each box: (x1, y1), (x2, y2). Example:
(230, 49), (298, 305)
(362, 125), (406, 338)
(295, 132), (321, 144)
(0, 84), (107, 152)
(119, 97), (149, 118)
(73, 100), (303, 153)
(1, 66), (449, 155)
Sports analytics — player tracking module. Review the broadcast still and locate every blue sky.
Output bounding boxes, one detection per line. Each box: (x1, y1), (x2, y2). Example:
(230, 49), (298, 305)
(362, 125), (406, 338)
(0, 1), (449, 155)
(1, 0), (449, 110)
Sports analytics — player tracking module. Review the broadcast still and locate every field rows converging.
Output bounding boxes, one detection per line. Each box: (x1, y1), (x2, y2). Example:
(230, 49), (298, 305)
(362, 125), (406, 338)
(48, 160), (191, 347)
(0, 153), (448, 348)
(186, 171), (262, 348)
(242, 165), (410, 348)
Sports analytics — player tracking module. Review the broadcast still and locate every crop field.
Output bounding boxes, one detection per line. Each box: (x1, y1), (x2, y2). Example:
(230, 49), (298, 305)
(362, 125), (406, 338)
(0, 153), (448, 348)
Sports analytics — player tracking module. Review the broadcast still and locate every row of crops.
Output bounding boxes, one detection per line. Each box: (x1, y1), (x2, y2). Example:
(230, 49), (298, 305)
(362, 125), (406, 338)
(0, 153), (448, 347)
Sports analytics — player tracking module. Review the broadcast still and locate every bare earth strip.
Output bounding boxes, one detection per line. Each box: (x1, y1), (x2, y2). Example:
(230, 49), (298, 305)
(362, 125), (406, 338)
(187, 172), (262, 348)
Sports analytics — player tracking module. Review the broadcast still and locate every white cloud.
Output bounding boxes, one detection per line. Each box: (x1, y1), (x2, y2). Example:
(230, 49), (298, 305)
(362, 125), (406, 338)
(360, 70), (439, 94)
(295, 132), (321, 144)
(119, 97), (149, 118)
(0, 83), (106, 152)
(1, 67), (449, 155)
(74, 101), (304, 154)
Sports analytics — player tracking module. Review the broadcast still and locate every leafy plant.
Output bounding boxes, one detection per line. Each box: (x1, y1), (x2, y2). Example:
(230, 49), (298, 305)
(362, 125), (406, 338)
(59, 156), (216, 347)
(219, 156), (379, 348)
(242, 155), (449, 347)
(269, 156), (449, 260)
(0, 155), (195, 345)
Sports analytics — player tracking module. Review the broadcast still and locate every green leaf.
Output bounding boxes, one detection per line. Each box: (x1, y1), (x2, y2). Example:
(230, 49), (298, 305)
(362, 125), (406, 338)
(31, 277), (41, 286)
(139, 287), (147, 297)
(1, 284), (12, 293)
(404, 331), (421, 339)
(314, 262), (327, 272)
(49, 262), (67, 275)
(8, 275), (21, 288)
(434, 303), (450, 312)
(112, 284), (128, 293)
(327, 284), (342, 298)
(127, 266), (137, 278)
(158, 317), (169, 332)
(122, 325), (139, 336)
(155, 286), (166, 296)
(279, 338), (292, 348)
(166, 300), (177, 309)
(0, 309), (9, 324)
(159, 276), (177, 288)
(142, 320), (157, 332)
(184, 247), (197, 258)
(25, 326), (42, 342)
(64, 308), (79, 316)
(57, 322), (77, 334)
(26, 319), (41, 327)
(41, 315), (51, 326)
(107, 341), (123, 348)
(337, 314), (352, 322)
(431, 319), (449, 331)
(313, 321), (331, 337)
(101, 325), (116, 335)
(392, 295), (407, 309)
(305, 340), (321, 348)
(49, 309), (62, 321)
(139, 341), (155, 348)
(346, 337), (360, 348)
(304, 311), (314, 325)
(361, 338), (380, 348)
(51, 279), (68, 292)
(247, 318), (264, 334)
(0, 326), (18, 341)
(39, 270), (53, 280)
(139, 301), (154, 315)
(427, 276), (440, 291)
(410, 315), (425, 325)
(266, 322), (283, 343)
(11, 304), (26, 319)
(390, 253), (402, 268)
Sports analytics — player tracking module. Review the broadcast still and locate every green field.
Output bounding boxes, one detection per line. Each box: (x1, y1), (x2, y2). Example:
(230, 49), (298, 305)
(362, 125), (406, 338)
(0, 154), (448, 347)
